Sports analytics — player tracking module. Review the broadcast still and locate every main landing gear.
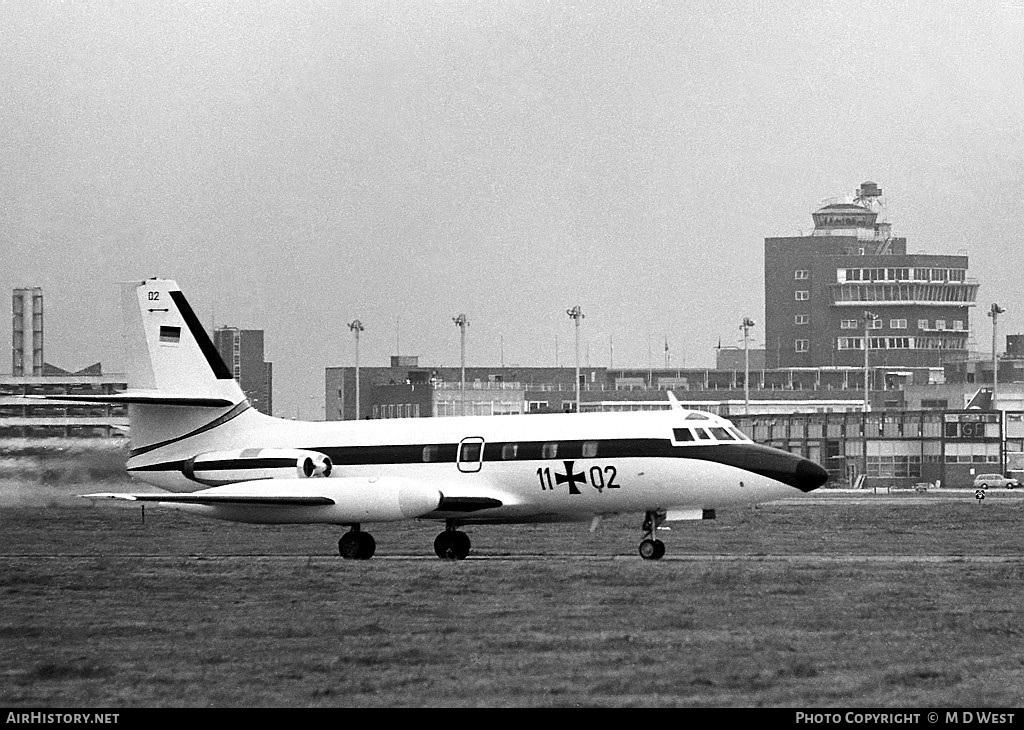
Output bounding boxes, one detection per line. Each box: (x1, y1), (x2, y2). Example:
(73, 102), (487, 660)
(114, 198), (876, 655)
(338, 525), (376, 560)
(337, 523), (472, 560)
(638, 510), (666, 561)
(434, 522), (471, 560)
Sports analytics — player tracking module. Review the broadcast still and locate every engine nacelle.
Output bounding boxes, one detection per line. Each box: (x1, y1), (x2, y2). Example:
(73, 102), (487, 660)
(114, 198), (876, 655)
(183, 448), (332, 486)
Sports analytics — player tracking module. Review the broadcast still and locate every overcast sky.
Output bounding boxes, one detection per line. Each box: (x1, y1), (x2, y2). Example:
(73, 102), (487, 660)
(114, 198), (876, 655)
(2, 1), (1023, 418)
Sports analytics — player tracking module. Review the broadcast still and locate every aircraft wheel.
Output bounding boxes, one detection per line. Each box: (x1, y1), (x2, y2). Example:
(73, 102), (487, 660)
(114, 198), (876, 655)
(434, 530), (471, 560)
(339, 530), (376, 560)
(639, 538), (665, 561)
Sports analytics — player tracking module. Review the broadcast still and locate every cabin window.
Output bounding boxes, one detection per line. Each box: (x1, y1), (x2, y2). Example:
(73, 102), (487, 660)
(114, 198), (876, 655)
(710, 427), (735, 440)
(582, 441), (598, 458)
(672, 428), (695, 442)
(693, 428), (712, 440)
(542, 443), (559, 459)
(460, 442), (481, 462)
(501, 443), (518, 460)
(684, 412), (710, 421)
(727, 427), (749, 441)
(422, 445), (440, 462)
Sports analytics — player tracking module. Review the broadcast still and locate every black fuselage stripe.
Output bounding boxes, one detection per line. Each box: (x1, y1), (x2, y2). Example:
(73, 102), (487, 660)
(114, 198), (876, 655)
(187, 458), (299, 471)
(169, 290), (234, 380)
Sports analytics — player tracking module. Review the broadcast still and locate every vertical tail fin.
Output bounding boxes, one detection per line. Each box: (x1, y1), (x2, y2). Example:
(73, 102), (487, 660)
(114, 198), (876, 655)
(123, 278), (243, 403)
(121, 279), (249, 455)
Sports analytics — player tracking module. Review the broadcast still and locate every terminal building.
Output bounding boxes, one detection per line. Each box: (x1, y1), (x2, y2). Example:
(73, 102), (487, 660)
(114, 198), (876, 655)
(1, 291), (277, 436)
(3, 286), (127, 438)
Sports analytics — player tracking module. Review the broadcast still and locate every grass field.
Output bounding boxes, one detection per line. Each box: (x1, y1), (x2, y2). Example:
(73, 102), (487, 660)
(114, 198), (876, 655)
(2, 489), (1024, 708)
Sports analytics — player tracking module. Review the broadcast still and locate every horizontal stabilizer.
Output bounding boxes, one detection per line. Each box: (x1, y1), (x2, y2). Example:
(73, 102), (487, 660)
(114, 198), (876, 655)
(23, 392), (236, 407)
(81, 492), (334, 506)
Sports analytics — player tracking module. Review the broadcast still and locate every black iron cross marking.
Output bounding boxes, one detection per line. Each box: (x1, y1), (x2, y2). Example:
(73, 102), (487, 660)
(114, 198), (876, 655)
(554, 461), (586, 495)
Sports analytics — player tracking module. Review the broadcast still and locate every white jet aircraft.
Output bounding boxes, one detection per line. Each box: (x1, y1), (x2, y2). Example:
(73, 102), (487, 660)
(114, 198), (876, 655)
(44, 279), (828, 560)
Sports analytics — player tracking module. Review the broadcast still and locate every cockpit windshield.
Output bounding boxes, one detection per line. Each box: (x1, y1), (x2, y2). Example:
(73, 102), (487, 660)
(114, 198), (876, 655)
(672, 422), (752, 444)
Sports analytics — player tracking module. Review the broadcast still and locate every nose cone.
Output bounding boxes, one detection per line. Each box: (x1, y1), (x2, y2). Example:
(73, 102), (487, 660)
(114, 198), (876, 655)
(794, 458), (829, 493)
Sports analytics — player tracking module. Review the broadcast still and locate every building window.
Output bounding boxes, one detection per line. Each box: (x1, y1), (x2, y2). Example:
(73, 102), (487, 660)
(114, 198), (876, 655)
(795, 339), (809, 352)
(953, 320), (964, 331)
(840, 319), (858, 329)
(837, 337), (862, 350)
(890, 319), (907, 329)
(918, 319), (928, 330)
(868, 318), (882, 329)
(795, 291), (809, 301)
(794, 314), (809, 325)
(794, 270), (809, 280)
(936, 320), (946, 330)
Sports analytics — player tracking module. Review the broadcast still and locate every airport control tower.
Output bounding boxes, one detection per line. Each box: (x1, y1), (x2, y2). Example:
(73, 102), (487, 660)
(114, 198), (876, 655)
(764, 182), (978, 369)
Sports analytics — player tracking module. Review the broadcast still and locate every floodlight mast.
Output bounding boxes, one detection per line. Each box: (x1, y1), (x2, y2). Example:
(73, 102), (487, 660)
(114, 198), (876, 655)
(566, 305), (584, 413)
(988, 303), (1006, 412)
(452, 313), (469, 416)
(740, 317), (755, 415)
(347, 320), (364, 420)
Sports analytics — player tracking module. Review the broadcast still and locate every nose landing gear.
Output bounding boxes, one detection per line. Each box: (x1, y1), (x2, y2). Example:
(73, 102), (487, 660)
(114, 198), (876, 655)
(638, 510), (665, 560)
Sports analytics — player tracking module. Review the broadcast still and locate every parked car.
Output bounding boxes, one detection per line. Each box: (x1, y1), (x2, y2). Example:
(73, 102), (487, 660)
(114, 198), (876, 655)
(972, 473), (1021, 490)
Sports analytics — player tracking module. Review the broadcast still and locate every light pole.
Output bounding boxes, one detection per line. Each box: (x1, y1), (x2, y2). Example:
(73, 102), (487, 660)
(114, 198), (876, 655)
(452, 313), (468, 416)
(566, 305), (584, 413)
(347, 320), (364, 420)
(988, 303), (1006, 411)
(862, 311), (877, 413)
(740, 317), (755, 415)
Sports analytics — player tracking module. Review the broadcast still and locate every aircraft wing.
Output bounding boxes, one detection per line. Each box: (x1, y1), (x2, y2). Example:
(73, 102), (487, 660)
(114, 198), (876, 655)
(81, 477), (506, 523)
(82, 492), (334, 506)
(82, 492), (504, 510)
